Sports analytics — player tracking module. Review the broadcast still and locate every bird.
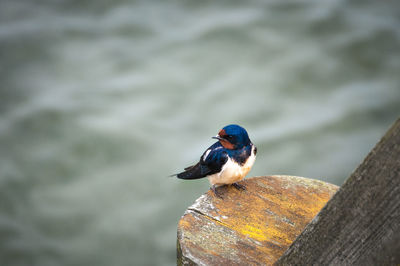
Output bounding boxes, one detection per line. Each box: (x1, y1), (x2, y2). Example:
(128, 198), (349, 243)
(174, 124), (257, 198)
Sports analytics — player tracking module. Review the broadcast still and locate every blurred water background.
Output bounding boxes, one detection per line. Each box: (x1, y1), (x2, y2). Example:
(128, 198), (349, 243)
(1, 0), (399, 265)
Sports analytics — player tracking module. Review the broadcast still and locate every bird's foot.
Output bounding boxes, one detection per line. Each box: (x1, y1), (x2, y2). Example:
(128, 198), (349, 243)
(211, 185), (223, 199)
(232, 182), (246, 191)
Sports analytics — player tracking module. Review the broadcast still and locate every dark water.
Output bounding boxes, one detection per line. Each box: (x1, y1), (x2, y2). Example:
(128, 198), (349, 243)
(1, 0), (399, 265)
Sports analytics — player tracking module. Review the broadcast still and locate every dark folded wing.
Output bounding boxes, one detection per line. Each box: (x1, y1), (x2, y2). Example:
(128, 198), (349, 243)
(176, 162), (212, 180)
(176, 148), (228, 180)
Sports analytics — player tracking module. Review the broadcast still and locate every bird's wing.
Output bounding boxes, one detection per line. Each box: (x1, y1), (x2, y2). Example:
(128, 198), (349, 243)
(176, 147), (228, 180)
(184, 164), (196, 171)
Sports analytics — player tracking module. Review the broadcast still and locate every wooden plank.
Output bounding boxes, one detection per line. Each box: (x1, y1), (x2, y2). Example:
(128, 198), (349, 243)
(177, 175), (338, 265)
(276, 118), (400, 265)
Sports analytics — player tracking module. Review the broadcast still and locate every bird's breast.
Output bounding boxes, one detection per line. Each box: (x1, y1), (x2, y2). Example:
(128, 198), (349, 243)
(208, 145), (256, 186)
(241, 145), (256, 175)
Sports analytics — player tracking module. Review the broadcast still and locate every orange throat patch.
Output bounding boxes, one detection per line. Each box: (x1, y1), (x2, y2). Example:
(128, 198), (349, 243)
(220, 140), (235, 149)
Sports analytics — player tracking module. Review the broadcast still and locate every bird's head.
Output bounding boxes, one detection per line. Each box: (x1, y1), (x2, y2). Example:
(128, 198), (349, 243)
(212, 124), (251, 150)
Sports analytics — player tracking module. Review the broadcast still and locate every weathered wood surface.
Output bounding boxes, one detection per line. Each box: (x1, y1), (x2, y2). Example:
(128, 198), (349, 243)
(177, 175), (338, 265)
(276, 118), (400, 265)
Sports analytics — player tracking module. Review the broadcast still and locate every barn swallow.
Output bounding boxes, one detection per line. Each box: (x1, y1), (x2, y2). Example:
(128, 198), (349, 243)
(175, 124), (257, 198)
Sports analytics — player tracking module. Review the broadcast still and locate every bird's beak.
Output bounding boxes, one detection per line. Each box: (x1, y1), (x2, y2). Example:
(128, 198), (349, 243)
(212, 135), (224, 141)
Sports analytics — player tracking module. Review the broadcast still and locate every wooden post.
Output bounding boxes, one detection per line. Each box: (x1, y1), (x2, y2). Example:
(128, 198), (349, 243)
(177, 175), (338, 265)
(276, 118), (400, 265)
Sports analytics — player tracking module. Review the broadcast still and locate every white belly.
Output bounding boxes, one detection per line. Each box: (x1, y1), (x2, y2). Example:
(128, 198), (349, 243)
(208, 146), (256, 186)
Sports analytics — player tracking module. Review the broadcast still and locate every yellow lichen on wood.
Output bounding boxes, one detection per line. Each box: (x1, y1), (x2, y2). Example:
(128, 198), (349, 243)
(177, 175), (338, 265)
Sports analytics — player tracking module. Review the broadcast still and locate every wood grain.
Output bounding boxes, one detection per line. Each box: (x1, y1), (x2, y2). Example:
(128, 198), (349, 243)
(276, 118), (400, 265)
(177, 175), (338, 265)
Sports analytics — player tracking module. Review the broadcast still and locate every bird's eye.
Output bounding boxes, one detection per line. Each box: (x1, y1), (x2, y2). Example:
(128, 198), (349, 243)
(226, 135), (233, 139)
